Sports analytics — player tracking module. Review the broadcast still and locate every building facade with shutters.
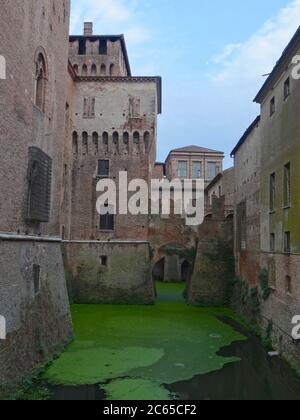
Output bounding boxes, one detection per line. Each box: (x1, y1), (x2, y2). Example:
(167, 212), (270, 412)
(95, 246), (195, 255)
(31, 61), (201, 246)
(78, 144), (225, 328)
(231, 27), (300, 362)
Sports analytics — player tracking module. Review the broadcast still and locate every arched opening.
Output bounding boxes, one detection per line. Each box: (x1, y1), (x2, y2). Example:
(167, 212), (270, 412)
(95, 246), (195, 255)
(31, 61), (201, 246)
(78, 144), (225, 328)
(73, 64), (79, 75)
(109, 63), (115, 76)
(113, 131), (119, 153)
(82, 132), (88, 154)
(35, 52), (47, 111)
(133, 131), (140, 153)
(226, 213), (234, 220)
(72, 131), (78, 154)
(152, 258), (165, 282)
(100, 64), (106, 76)
(181, 260), (191, 283)
(144, 131), (150, 153)
(204, 213), (213, 221)
(123, 132), (129, 153)
(92, 132), (99, 154)
(91, 64), (97, 76)
(82, 64), (88, 76)
(102, 132), (109, 153)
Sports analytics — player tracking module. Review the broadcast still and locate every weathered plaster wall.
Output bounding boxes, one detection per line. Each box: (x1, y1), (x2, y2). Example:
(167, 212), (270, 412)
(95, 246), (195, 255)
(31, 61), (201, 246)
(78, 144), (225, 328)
(258, 58), (300, 362)
(233, 119), (261, 287)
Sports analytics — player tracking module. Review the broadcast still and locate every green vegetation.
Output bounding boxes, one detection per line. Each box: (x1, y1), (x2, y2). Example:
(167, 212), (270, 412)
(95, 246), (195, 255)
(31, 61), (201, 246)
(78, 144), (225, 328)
(259, 269), (271, 301)
(102, 379), (173, 401)
(43, 283), (246, 400)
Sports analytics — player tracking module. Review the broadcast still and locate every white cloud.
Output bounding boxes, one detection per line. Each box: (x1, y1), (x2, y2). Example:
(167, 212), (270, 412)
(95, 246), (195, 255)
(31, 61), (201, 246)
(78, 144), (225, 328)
(71, 0), (151, 45)
(211, 0), (300, 84)
(125, 26), (150, 44)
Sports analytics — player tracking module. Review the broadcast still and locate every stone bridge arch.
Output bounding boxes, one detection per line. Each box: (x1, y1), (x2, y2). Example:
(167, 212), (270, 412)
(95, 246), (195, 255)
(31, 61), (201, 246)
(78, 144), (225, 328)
(152, 243), (195, 283)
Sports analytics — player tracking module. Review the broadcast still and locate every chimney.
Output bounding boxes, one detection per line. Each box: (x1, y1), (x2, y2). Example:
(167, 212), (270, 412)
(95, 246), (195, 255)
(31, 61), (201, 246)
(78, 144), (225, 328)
(84, 22), (93, 36)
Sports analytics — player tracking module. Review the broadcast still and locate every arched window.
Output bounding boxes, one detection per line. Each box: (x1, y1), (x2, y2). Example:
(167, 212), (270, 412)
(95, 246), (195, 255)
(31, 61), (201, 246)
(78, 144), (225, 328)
(113, 132), (119, 153)
(72, 131), (78, 154)
(35, 52), (47, 111)
(91, 64), (97, 76)
(123, 132), (129, 153)
(102, 132), (109, 153)
(92, 132), (99, 154)
(109, 64), (115, 76)
(82, 64), (88, 76)
(100, 64), (106, 76)
(144, 131), (150, 153)
(73, 64), (79, 75)
(133, 131), (140, 143)
(82, 132), (88, 154)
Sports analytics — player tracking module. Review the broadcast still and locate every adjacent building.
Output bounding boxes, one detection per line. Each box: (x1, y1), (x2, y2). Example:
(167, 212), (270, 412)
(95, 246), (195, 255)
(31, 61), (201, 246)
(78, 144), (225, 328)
(165, 146), (224, 186)
(231, 26), (300, 361)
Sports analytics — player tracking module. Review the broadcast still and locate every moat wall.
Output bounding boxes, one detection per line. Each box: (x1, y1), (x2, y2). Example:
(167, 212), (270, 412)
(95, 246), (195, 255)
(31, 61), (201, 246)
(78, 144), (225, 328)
(64, 241), (155, 304)
(188, 199), (235, 306)
(0, 239), (72, 386)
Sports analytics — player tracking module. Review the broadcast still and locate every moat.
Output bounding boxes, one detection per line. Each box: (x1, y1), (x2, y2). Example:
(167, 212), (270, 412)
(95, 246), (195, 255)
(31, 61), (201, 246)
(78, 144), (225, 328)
(32, 283), (300, 401)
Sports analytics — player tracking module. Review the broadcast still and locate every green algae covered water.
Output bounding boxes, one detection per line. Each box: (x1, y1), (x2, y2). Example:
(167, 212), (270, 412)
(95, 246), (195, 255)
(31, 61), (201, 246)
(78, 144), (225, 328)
(44, 283), (300, 400)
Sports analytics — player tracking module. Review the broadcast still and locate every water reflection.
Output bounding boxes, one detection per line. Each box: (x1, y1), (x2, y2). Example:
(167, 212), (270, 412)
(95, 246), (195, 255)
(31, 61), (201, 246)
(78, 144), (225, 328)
(167, 317), (300, 400)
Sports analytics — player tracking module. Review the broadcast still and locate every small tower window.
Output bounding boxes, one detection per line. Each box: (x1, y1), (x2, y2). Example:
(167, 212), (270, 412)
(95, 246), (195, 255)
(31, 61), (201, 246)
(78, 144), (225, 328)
(91, 64), (97, 76)
(284, 77), (290, 100)
(109, 64), (115, 76)
(73, 131), (78, 154)
(99, 39), (107, 55)
(35, 52), (47, 112)
(100, 64), (106, 76)
(93, 132), (99, 154)
(82, 132), (88, 154)
(144, 132), (150, 152)
(82, 64), (88, 76)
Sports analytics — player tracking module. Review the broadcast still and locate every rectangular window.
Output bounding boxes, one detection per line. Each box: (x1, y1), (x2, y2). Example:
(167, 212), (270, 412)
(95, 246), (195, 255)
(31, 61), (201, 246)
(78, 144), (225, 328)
(100, 213), (114, 231)
(99, 39), (107, 55)
(270, 173), (276, 211)
(270, 97), (275, 116)
(284, 231), (291, 253)
(237, 200), (247, 251)
(98, 160), (109, 177)
(270, 233), (275, 252)
(26, 147), (52, 223)
(100, 256), (108, 266)
(207, 162), (217, 180)
(283, 163), (291, 207)
(284, 77), (290, 100)
(83, 97), (95, 118)
(192, 161), (202, 178)
(178, 161), (188, 178)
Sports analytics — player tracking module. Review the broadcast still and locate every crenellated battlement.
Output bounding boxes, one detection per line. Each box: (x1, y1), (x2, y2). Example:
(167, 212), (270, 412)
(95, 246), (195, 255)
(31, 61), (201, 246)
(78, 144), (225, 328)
(72, 130), (151, 157)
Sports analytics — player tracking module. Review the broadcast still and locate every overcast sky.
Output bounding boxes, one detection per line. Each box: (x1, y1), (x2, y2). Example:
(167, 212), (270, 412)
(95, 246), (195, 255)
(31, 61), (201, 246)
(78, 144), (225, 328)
(71, 0), (300, 167)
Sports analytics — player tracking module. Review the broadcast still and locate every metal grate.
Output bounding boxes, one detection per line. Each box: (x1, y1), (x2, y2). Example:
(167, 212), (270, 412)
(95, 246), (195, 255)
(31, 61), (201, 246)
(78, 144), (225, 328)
(26, 147), (52, 222)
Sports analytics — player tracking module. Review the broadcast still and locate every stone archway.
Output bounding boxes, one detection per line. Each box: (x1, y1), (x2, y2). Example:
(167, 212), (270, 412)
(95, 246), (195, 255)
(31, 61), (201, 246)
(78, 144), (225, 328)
(152, 257), (165, 282)
(181, 260), (191, 283)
